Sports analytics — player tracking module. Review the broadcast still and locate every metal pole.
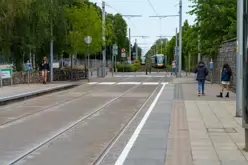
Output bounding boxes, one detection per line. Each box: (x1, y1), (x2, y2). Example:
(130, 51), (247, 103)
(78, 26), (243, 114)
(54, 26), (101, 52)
(135, 39), (138, 60)
(112, 53), (114, 77)
(129, 28), (131, 64)
(115, 55), (117, 74)
(160, 39), (162, 54)
(188, 53), (190, 75)
(189, 52), (191, 75)
(175, 28), (178, 71)
(50, 21), (53, 82)
(0, 70), (2, 87)
(237, 0), (243, 118)
(88, 44), (90, 82)
(178, 0), (182, 77)
(102, 1), (106, 76)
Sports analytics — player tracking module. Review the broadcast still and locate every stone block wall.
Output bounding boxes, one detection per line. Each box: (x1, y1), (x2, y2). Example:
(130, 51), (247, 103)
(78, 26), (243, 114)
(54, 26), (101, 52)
(203, 39), (236, 91)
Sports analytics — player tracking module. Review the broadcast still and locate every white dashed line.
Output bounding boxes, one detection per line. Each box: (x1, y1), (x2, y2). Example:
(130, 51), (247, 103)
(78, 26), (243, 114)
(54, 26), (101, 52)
(98, 82), (116, 85)
(142, 82), (159, 85)
(117, 82), (141, 85)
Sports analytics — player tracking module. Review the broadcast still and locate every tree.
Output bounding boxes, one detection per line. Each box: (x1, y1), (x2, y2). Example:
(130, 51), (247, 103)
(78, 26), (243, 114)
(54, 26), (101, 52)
(0, 0), (134, 71)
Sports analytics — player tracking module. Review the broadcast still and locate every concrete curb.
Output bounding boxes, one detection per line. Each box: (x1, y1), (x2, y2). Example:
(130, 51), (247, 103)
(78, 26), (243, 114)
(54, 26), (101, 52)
(0, 84), (78, 106)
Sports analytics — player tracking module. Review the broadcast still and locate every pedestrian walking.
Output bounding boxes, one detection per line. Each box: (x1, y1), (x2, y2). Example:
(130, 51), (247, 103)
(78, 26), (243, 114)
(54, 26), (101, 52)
(216, 63), (233, 98)
(194, 61), (208, 96)
(41, 56), (50, 84)
(171, 61), (177, 76)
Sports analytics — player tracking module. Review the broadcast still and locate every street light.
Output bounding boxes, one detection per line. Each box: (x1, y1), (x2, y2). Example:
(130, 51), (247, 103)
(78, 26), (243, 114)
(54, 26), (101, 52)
(84, 36), (92, 82)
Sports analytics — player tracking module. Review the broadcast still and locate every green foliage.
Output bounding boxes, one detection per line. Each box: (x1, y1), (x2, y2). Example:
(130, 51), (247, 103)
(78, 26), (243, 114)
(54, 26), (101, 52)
(146, 0), (237, 70)
(117, 63), (141, 72)
(0, 0), (136, 71)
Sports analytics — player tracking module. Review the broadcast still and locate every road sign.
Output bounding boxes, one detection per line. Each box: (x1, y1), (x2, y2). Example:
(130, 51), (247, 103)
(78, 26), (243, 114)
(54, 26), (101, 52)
(84, 36), (92, 44)
(121, 48), (126, 53)
(121, 52), (126, 58)
(1, 69), (12, 79)
(113, 44), (118, 50)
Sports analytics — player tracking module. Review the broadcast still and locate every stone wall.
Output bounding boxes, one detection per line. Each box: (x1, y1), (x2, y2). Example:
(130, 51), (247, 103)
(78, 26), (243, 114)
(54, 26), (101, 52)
(203, 39), (236, 91)
(2, 72), (43, 86)
(2, 69), (87, 86)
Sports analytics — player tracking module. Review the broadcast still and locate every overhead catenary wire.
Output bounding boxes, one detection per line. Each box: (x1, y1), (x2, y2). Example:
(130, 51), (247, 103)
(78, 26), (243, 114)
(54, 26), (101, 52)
(147, 0), (158, 16)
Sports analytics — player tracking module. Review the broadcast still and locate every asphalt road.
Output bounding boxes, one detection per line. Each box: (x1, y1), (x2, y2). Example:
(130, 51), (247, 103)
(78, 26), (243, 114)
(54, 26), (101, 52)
(0, 76), (172, 165)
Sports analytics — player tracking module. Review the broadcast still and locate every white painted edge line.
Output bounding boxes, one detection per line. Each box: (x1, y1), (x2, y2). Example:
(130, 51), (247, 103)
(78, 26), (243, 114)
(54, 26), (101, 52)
(0, 84), (71, 101)
(99, 82), (116, 85)
(114, 82), (168, 165)
(117, 82), (141, 85)
(142, 82), (159, 85)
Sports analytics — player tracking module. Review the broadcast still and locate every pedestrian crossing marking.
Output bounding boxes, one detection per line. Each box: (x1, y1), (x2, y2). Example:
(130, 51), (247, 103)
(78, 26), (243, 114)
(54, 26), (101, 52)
(114, 75), (171, 78)
(87, 82), (98, 85)
(86, 82), (169, 85)
(142, 82), (159, 85)
(99, 82), (116, 85)
(117, 82), (141, 85)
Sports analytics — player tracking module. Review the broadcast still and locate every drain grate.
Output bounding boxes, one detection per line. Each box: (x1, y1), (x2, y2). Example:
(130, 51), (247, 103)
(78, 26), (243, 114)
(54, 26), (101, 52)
(207, 128), (237, 133)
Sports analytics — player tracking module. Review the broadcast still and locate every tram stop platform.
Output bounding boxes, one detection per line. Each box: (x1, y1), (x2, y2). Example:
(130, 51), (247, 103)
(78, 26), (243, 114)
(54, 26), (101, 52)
(102, 75), (248, 165)
(0, 83), (76, 105)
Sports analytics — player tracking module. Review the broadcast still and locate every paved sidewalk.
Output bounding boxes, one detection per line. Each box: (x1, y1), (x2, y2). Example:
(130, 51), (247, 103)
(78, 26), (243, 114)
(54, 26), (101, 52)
(115, 75), (248, 165)
(0, 83), (75, 104)
(168, 76), (248, 165)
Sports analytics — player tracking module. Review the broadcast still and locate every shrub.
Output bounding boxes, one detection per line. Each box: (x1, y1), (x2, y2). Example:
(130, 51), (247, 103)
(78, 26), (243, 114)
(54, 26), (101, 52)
(166, 65), (172, 72)
(62, 66), (88, 71)
(117, 63), (141, 72)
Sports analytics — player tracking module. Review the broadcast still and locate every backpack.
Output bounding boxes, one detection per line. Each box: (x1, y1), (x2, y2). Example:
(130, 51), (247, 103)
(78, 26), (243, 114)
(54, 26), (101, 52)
(221, 69), (230, 81)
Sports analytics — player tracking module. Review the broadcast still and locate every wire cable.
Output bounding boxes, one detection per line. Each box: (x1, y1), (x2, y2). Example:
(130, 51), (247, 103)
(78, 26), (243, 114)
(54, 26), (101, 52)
(147, 0), (158, 16)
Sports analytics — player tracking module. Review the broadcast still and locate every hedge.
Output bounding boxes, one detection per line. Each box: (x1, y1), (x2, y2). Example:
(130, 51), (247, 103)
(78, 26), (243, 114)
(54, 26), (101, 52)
(116, 63), (141, 72)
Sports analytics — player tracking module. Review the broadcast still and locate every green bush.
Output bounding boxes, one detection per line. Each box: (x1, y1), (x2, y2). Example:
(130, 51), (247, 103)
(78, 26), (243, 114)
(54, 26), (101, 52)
(117, 63), (141, 72)
(166, 65), (172, 72)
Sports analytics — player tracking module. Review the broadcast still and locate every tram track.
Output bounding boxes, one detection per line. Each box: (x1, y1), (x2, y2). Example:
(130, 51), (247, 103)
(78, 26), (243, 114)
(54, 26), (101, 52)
(4, 77), (157, 165)
(92, 77), (165, 165)
(0, 77), (135, 128)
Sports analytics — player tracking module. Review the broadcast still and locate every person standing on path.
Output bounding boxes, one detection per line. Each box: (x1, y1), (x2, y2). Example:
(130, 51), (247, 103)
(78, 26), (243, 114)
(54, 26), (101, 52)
(41, 56), (50, 84)
(171, 61), (177, 76)
(216, 63), (233, 98)
(194, 61), (208, 96)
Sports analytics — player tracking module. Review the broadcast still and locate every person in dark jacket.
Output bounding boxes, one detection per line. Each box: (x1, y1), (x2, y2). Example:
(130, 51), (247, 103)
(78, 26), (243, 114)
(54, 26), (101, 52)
(216, 63), (233, 98)
(41, 56), (50, 84)
(194, 61), (208, 96)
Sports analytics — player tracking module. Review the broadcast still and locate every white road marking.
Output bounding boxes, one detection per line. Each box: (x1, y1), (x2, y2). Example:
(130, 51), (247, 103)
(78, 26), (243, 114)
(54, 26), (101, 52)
(117, 82), (141, 85)
(114, 82), (168, 165)
(113, 75), (168, 78)
(98, 82), (116, 85)
(86, 82), (170, 85)
(87, 82), (98, 85)
(142, 82), (159, 85)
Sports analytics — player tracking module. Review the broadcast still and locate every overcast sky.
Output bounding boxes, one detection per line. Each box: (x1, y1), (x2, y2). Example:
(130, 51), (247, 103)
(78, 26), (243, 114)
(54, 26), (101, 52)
(89, 0), (196, 55)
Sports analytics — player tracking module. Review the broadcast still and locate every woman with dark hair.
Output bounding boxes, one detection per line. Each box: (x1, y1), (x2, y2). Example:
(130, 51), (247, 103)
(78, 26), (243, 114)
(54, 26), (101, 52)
(216, 63), (233, 98)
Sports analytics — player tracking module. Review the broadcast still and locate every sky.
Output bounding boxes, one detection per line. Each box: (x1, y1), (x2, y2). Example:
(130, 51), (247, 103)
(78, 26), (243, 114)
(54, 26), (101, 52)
(89, 0), (196, 56)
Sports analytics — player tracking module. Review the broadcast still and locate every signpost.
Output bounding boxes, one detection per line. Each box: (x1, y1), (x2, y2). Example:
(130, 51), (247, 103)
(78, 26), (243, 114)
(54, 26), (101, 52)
(0, 69), (13, 87)
(84, 36), (92, 82)
(112, 44), (118, 76)
(26, 61), (31, 84)
(210, 58), (214, 84)
(121, 48), (126, 58)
